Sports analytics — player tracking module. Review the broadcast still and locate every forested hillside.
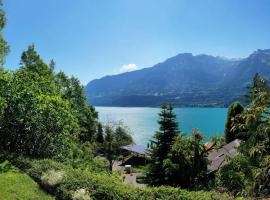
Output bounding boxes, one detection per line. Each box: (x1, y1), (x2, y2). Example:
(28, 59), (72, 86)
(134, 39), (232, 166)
(86, 50), (270, 107)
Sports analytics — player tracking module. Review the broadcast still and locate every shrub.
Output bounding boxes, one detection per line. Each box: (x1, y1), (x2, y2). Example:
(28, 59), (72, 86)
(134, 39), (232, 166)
(25, 159), (233, 200)
(72, 189), (92, 200)
(27, 159), (69, 181)
(66, 142), (109, 172)
(0, 152), (32, 171)
(41, 169), (65, 187)
(0, 160), (15, 173)
(216, 155), (254, 196)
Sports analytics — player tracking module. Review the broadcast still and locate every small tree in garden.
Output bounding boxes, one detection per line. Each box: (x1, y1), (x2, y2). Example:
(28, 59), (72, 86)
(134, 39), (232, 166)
(163, 129), (209, 188)
(103, 124), (133, 171)
(104, 126), (114, 171)
(224, 101), (244, 143)
(147, 103), (179, 185)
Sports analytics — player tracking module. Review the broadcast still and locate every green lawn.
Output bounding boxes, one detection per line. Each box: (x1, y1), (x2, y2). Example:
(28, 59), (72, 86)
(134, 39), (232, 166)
(0, 161), (54, 200)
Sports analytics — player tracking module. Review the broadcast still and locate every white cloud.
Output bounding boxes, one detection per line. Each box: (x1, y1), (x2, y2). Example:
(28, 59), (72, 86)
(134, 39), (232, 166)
(119, 64), (139, 73)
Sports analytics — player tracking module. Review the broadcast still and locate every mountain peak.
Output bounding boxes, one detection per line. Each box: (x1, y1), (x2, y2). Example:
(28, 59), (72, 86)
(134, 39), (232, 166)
(250, 49), (270, 57)
(86, 49), (270, 107)
(245, 49), (270, 65)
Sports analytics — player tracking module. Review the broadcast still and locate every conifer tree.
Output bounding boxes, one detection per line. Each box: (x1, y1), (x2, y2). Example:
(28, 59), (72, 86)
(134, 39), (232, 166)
(96, 123), (104, 143)
(147, 103), (179, 185)
(104, 126), (115, 171)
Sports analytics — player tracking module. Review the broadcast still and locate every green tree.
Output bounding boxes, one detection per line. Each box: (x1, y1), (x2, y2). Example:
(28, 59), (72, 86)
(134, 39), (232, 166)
(0, 96), (5, 121)
(0, 1), (9, 122)
(78, 104), (97, 142)
(163, 130), (209, 188)
(236, 74), (270, 151)
(23, 95), (79, 158)
(103, 124), (133, 171)
(114, 126), (133, 146)
(0, 46), (79, 158)
(221, 74), (270, 197)
(55, 72), (98, 142)
(224, 101), (244, 143)
(104, 126), (114, 171)
(0, 0), (9, 66)
(244, 73), (270, 104)
(96, 123), (104, 143)
(20, 45), (54, 79)
(216, 155), (254, 196)
(0, 68), (10, 121)
(147, 103), (179, 185)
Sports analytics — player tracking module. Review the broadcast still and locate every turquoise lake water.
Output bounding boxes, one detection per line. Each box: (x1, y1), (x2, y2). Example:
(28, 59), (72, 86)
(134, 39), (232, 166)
(96, 107), (227, 146)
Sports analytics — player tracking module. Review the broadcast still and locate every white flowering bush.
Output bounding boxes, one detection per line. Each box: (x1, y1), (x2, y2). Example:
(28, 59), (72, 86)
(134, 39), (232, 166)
(41, 169), (65, 186)
(72, 188), (92, 200)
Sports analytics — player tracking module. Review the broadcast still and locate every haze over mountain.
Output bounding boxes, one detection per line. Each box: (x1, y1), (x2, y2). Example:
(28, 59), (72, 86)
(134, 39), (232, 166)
(86, 49), (270, 107)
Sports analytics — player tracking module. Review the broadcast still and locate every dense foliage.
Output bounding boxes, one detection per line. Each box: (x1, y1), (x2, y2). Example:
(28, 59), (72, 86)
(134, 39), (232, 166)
(19, 158), (231, 200)
(103, 123), (133, 171)
(96, 123), (104, 143)
(0, 45), (98, 159)
(217, 155), (254, 196)
(147, 105), (211, 189)
(147, 104), (211, 189)
(217, 73), (270, 198)
(163, 130), (210, 188)
(1, 1), (269, 199)
(224, 101), (244, 143)
(147, 104), (179, 185)
(0, 0), (9, 66)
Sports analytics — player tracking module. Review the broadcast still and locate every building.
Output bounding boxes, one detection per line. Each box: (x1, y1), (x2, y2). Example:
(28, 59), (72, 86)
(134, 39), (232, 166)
(207, 139), (241, 173)
(120, 144), (148, 166)
(121, 144), (146, 155)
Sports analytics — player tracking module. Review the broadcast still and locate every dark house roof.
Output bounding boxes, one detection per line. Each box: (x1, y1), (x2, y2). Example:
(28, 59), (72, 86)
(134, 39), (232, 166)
(207, 139), (241, 173)
(120, 144), (146, 155)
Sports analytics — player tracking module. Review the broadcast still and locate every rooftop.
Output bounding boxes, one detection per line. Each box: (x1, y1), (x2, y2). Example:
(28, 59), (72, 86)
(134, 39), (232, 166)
(207, 139), (241, 173)
(121, 144), (146, 155)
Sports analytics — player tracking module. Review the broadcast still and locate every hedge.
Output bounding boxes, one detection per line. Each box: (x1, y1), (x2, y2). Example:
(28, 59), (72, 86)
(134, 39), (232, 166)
(25, 159), (232, 200)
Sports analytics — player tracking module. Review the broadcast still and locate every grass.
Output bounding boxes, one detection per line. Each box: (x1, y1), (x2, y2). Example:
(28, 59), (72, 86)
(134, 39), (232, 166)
(0, 161), (54, 200)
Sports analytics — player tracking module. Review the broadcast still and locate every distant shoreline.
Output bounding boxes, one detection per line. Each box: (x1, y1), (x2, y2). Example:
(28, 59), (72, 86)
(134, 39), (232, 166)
(93, 105), (229, 109)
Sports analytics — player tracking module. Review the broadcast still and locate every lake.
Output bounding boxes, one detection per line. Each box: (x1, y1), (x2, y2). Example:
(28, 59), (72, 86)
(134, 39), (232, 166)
(96, 107), (227, 146)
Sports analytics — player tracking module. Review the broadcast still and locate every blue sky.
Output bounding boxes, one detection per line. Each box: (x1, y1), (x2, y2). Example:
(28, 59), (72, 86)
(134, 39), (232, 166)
(3, 0), (270, 84)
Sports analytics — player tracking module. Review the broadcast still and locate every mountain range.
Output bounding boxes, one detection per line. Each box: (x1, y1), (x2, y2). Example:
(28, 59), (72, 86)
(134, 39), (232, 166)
(85, 49), (270, 107)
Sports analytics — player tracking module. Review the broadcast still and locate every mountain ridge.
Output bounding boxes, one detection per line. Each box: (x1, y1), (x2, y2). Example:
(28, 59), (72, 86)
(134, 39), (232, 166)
(86, 49), (270, 107)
